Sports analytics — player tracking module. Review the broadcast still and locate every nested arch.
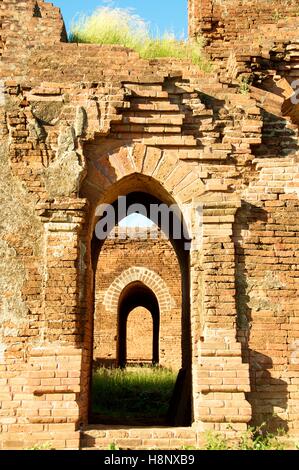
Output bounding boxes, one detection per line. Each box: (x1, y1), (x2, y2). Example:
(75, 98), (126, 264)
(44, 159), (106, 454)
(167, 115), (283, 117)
(117, 281), (161, 367)
(82, 155), (193, 424)
(82, 143), (205, 207)
(104, 266), (176, 314)
(81, 142), (205, 247)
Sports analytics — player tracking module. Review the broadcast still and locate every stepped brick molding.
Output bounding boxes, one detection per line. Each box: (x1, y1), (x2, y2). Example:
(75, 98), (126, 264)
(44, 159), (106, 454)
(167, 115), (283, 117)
(0, 0), (298, 450)
(103, 267), (175, 313)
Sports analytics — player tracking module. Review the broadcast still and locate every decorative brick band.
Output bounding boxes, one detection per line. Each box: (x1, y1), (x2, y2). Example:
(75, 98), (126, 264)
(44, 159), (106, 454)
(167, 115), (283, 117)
(103, 267), (176, 312)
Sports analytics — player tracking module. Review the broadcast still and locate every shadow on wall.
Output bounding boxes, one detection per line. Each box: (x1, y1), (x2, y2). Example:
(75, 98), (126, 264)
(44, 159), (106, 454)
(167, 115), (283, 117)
(234, 201), (289, 433)
(248, 351), (289, 433)
(255, 110), (299, 158)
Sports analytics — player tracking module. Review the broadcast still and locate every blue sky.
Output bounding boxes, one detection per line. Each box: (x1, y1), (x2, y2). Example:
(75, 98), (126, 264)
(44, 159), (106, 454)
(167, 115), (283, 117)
(54, 0), (188, 38)
(119, 213), (154, 228)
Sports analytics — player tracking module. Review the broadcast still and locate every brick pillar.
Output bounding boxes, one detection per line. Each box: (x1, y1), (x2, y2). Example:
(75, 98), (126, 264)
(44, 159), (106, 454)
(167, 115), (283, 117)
(17, 199), (89, 449)
(42, 200), (87, 344)
(194, 201), (251, 437)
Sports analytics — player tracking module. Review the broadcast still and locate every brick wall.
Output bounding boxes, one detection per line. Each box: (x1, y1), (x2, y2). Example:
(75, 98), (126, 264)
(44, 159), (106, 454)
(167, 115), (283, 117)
(235, 157), (299, 434)
(0, 0), (298, 449)
(189, 0), (299, 40)
(0, 0), (66, 79)
(189, 0), (299, 87)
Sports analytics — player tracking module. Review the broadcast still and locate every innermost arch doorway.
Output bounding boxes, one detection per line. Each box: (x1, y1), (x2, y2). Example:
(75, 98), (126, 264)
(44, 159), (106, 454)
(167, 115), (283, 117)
(118, 282), (160, 368)
(127, 307), (154, 364)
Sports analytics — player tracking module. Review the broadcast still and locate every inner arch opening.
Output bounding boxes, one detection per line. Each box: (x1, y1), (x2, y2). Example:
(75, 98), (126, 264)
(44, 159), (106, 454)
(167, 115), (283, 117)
(118, 282), (160, 368)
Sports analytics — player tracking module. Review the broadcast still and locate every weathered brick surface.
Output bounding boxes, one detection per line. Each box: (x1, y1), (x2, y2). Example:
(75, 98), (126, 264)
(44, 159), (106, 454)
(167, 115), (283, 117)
(235, 158), (299, 434)
(81, 425), (198, 450)
(0, 0), (298, 450)
(190, 1), (299, 81)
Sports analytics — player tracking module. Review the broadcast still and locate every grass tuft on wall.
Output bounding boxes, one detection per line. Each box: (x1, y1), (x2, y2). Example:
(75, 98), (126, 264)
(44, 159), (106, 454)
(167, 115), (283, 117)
(69, 7), (211, 70)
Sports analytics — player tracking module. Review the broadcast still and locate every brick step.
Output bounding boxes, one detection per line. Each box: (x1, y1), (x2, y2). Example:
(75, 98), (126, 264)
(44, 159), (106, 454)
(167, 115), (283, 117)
(111, 133), (197, 146)
(183, 114), (214, 123)
(112, 124), (182, 134)
(196, 85), (232, 96)
(249, 86), (284, 115)
(129, 101), (180, 112)
(121, 115), (184, 125)
(129, 90), (169, 98)
(81, 425), (197, 450)
(125, 84), (169, 99)
(125, 83), (164, 91)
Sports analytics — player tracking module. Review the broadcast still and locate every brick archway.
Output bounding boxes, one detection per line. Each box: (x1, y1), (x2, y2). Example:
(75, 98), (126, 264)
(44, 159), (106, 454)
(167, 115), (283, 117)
(104, 267), (175, 313)
(83, 156), (252, 430)
(92, 228), (184, 372)
(81, 141), (206, 240)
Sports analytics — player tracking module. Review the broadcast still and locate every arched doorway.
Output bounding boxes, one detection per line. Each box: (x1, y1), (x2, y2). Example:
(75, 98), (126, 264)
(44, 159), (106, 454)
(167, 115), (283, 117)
(118, 281), (160, 368)
(75, 107), (252, 434)
(87, 180), (192, 426)
(95, 264), (178, 369)
(126, 307), (154, 365)
(79, 136), (204, 428)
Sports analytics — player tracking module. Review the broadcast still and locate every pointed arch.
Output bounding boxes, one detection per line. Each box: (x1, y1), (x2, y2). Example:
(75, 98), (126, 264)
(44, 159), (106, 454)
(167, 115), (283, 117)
(81, 142), (206, 209)
(104, 266), (175, 313)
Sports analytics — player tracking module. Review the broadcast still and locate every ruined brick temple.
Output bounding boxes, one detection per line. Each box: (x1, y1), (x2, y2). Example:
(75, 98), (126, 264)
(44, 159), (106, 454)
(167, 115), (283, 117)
(0, 0), (299, 449)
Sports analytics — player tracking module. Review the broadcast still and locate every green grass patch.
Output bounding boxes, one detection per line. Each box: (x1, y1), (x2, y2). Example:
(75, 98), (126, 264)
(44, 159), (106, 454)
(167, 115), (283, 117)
(91, 366), (177, 425)
(203, 424), (287, 451)
(69, 6), (211, 70)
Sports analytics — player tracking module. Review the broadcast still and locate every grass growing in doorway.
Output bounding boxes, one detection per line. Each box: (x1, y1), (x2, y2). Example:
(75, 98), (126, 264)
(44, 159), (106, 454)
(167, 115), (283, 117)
(92, 366), (177, 425)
